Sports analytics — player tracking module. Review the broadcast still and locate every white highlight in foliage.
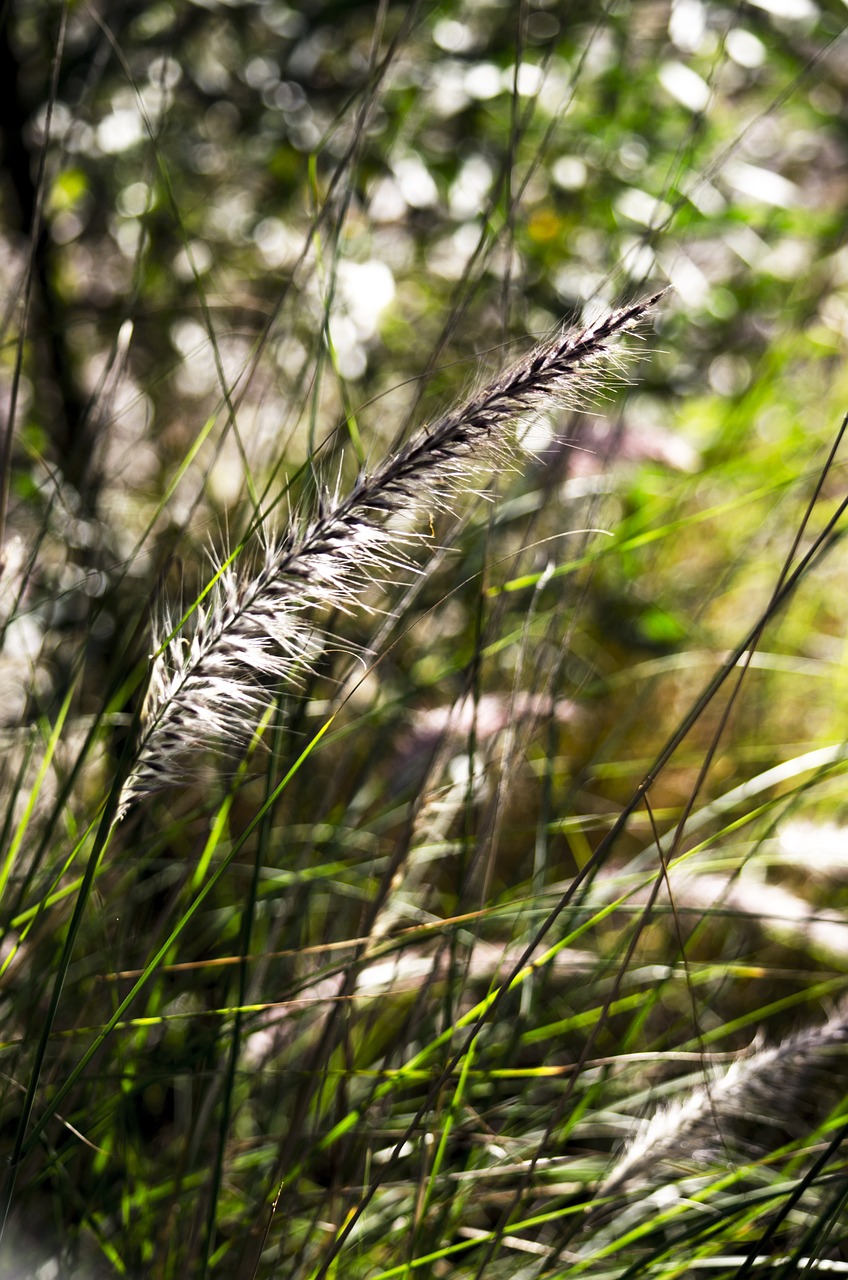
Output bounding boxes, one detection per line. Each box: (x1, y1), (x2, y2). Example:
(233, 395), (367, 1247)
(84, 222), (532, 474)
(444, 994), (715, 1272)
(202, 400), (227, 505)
(0, 536), (26, 622)
(449, 156), (494, 218)
(147, 55), (182, 90)
(551, 157), (587, 191)
(615, 188), (673, 229)
(517, 414), (554, 454)
(337, 261), (396, 337)
(433, 18), (475, 53)
(96, 108), (144, 154)
(118, 182), (152, 217)
(724, 161), (800, 208)
(393, 156), (439, 208)
(464, 62), (501, 100)
(327, 315), (367, 379)
(173, 241), (213, 281)
(778, 818), (848, 872)
(669, 0), (706, 53)
(252, 218), (305, 268)
(659, 62), (711, 113)
(503, 63), (544, 97)
(747, 0), (818, 19)
(428, 61), (471, 117)
(726, 28), (766, 68)
(367, 176), (407, 222)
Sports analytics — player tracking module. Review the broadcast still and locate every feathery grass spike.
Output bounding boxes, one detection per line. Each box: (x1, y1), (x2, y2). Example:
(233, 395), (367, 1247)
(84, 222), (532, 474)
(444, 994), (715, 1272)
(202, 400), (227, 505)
(603, 1003), (848, 1197)
(121, 290), (666, 813)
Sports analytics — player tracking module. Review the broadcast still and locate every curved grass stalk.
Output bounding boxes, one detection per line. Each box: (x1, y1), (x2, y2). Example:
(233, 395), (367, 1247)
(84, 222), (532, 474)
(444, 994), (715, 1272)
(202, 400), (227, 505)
(603, 1005), (848, 1196)
(122, 290), (666, 811)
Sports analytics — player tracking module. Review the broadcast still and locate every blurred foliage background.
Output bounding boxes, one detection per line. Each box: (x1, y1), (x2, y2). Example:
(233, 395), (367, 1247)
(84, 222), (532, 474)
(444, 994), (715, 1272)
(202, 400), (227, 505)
(3, 0), (848, 1276)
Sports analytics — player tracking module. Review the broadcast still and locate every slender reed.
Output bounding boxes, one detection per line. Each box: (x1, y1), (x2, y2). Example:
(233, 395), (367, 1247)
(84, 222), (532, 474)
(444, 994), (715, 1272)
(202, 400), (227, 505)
(121, 290), (666, 811)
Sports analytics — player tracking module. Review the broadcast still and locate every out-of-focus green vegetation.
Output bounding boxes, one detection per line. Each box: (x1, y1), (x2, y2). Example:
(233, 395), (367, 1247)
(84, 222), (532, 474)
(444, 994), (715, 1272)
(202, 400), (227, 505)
(2, 1), (848, 1276)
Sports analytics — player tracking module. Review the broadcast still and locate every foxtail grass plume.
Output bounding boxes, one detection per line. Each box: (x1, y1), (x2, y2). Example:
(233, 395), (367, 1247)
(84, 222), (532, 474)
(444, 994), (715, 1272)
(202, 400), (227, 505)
(120, 290), (667, 814)
(602, 1002), (848, 1197)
